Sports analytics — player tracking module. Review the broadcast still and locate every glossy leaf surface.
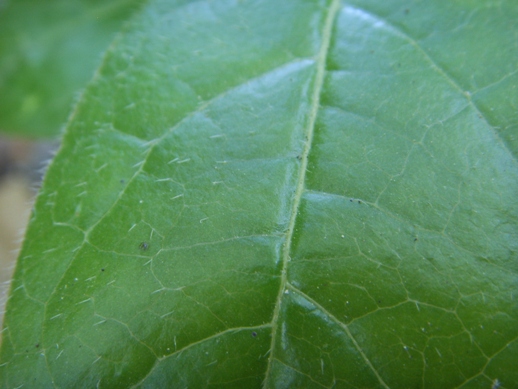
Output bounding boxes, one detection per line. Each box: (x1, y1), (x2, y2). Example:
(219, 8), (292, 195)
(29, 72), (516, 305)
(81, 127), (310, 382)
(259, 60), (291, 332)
(1, 0), (517, 387)
(0, 0), (144, 137)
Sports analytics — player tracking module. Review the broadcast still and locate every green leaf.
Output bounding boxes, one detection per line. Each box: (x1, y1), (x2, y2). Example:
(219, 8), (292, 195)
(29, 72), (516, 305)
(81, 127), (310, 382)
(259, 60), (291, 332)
(1, 0), (517, 387)
(0, 0), (144, 138)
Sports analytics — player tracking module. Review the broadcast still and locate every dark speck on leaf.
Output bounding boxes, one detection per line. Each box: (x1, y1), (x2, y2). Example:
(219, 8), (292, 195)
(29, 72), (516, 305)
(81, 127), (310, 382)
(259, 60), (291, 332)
(139, 242), (149, 251)
(414, 238), (418, 242)
(251, 331), (257, 338)
(358, 200), (362, 204)
(349, 199), (353, 202)
(101, 268), (105, 272)
(120, 179), (125, 184)
(35, 344), (39, 348)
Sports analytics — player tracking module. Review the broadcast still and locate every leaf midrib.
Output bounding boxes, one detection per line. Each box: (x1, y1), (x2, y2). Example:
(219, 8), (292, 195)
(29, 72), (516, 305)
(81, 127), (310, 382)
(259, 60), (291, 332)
(262, 0), (342, 386)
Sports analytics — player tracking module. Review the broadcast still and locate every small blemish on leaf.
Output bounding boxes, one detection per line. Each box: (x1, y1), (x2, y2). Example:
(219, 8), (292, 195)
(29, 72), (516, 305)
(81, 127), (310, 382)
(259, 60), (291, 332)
(35, 344), (39, 348)
(251, 331), (257, 338)
(101, 268), (105, 272)
(139, 242), (149, 251)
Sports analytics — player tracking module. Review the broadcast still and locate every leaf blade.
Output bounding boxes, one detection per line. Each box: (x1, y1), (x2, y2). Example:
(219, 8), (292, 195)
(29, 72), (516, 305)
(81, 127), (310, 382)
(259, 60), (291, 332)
(1, 0), (517, 388)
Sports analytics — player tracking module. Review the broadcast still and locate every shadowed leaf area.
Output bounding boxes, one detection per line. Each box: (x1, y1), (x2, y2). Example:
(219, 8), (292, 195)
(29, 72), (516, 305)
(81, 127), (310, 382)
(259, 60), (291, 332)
(0, 0), (517, 387)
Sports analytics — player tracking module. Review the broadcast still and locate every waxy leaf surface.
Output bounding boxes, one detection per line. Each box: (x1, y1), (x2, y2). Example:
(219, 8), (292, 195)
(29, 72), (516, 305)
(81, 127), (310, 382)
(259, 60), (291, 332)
(1, 0), (517, 387)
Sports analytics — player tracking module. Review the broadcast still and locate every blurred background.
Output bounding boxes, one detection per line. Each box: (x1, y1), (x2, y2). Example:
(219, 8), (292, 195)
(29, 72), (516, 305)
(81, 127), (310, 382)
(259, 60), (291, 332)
(0, 137), (58, 324)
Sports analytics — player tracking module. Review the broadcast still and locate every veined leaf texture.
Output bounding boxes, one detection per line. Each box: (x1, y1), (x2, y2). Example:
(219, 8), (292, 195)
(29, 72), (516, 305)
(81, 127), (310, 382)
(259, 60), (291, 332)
(1, 0), (517, 387)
